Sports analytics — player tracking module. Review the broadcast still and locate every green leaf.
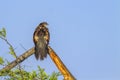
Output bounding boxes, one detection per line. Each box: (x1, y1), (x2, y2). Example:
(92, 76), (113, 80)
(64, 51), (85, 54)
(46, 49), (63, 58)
(0, 29), (3, 37)
(0, 32), (2, 36)
(0, 28), (6, 38)
(2, 28), (6, 38)
(9, 46), (16, 58)
(37, 66), (49, 80)
(0, 56), (4, 65)
(49, 72), (61, 80)
(29, 71), (37, 79)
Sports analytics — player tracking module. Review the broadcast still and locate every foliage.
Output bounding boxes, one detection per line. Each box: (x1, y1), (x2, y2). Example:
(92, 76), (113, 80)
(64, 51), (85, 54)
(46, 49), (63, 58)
(0, 28), (61, 80)
(0, 57), (4, 65)
(0, 27), (6, 38)
(0, 66), (61, 80)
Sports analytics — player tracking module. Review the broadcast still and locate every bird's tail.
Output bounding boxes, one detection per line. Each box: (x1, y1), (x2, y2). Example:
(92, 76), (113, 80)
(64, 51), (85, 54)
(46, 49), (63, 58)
(34, 38), (48, 60)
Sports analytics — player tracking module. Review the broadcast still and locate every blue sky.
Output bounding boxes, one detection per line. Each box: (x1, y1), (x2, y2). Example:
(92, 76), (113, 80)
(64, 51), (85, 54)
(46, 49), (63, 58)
(0, 0), (120, 80)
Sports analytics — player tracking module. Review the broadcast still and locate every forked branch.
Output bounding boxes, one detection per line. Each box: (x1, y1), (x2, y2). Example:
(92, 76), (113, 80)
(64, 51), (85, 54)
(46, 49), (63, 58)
(0, 46), (76, 80)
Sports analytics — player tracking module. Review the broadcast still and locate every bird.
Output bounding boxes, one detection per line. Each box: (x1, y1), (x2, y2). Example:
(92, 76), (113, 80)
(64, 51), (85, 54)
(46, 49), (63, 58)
(33, 22), (50, 60)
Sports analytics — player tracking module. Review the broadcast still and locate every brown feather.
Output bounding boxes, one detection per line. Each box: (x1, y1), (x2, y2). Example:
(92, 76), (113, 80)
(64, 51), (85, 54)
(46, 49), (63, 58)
(33, 22), (50, 60)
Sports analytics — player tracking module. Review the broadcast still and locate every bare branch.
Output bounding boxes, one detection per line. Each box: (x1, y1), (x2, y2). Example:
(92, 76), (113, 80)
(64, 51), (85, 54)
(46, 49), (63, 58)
(48, 46), (76, 80)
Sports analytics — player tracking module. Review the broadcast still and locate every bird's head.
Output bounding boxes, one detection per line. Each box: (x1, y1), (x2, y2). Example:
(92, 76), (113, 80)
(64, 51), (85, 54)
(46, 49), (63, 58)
(39, 22), (48, 27)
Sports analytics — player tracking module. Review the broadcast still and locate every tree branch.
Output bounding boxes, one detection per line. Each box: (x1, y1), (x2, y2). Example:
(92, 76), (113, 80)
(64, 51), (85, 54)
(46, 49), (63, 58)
(48, 46), (76, 80)
(0, 47), (34, 75)
(0, 46), (76, 80)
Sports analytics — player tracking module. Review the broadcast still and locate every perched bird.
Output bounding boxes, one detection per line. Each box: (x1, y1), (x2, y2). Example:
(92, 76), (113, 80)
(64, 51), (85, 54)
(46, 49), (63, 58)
(33, 22), (50, 60)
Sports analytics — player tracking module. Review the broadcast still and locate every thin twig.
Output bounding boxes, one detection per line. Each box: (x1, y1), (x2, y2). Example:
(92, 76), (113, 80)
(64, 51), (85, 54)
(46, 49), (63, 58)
(20, 44), (27, 51)
(0, 37), (17, 58)
(0, 36), (24, 78)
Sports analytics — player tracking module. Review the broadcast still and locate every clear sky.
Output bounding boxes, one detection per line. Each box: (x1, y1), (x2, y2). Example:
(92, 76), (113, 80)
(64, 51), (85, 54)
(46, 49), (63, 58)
(0, 0), (120, 80)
